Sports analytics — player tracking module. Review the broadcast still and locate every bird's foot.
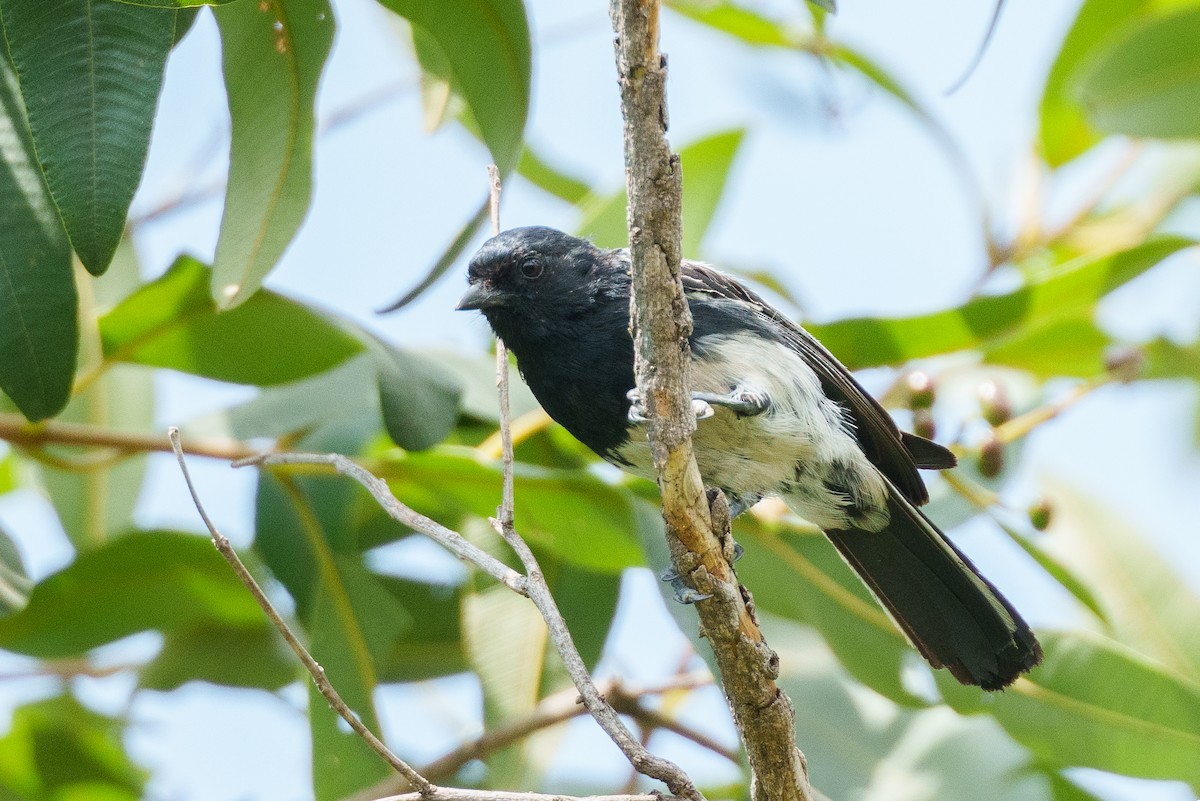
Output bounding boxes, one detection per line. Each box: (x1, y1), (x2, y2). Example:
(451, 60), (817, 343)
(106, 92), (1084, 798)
(725, 492), (763, 519)
(659, 566), (712, 604)
(692, 384), (771, 418)
(626, 388), (714, 423)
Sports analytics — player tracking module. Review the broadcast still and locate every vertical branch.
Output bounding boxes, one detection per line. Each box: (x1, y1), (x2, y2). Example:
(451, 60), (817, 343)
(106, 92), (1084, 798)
(487, 164), (516, 527)
(609, 2), (815, 800)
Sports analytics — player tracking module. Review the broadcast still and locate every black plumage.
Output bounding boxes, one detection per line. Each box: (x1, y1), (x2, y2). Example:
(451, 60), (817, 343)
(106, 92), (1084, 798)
(458, 226), (1042, 690)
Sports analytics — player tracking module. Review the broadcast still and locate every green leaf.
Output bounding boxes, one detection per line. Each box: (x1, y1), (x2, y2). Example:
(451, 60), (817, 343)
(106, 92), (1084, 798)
(941, 631), (1200, 786)
(376, 0), (530, 172)
(383, 449), (646, 574)
(517, 146), (592, 204)
(0, 531), (268, 658)
(0, 0), (174, 274)
(1073, 8), (1200, 139)
(984, 316), (1111, 378)
(667, 0), (794, 47)
(1039, 0), (1200, 164)
(371, 341), (463, 451)
(419, 349), (539, 422)
(1041, 484), (1200, 682)
(0, 58), (76, 421)
(98, 255), (362, 385)
(0, 523), (31, 616)
(1080, 8), (1200, 137)
(0, 695), (144, 801)
(578, 129), (747, 254)
(140, 622), (296, 691)
(40, 365), (153, 549)
(373, 570), (467, 682)
(229, 354), (382, 440)
(538, 554), (620, 671)
(807, 237), (1193, 369)
(211, 0), (333, 308)
(1039, 0), (1139, 165)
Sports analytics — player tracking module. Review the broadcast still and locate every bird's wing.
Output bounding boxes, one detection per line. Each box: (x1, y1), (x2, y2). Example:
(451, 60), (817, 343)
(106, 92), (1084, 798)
(681, 260), (955, 505)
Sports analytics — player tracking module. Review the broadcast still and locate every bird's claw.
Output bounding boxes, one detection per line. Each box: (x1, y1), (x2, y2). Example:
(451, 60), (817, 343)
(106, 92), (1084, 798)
(692, 384), (771, 418)
(659, 567), (712, 604)
(626, 388), (714, 423)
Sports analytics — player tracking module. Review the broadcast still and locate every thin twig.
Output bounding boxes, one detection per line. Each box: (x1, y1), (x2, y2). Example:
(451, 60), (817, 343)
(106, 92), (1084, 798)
(488, 165), (516, 528)
(351, 673), (717, 801)
(168, 428), (435, 794)
(234, 451), (527, 596)
(0, 415), (256, 461)
(378, 793), (680, 801)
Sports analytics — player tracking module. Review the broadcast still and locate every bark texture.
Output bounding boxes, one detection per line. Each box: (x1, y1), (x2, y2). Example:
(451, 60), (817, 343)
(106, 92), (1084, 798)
(609, 2), (815, 800)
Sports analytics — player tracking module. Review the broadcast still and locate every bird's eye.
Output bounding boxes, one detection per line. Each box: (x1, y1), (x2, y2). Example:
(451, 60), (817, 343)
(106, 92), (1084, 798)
(519, 257), (544, 280)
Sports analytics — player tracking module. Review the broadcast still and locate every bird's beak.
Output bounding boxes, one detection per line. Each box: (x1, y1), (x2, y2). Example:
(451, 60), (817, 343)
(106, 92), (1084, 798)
(456, 283), (504, 311)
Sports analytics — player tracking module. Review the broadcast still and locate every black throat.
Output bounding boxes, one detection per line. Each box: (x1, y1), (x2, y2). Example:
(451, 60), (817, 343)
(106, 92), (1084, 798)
(484, 293), (636, 462)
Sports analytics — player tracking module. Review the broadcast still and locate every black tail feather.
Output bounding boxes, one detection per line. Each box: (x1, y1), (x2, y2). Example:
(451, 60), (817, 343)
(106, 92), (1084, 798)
(826, 490), (1042, 690)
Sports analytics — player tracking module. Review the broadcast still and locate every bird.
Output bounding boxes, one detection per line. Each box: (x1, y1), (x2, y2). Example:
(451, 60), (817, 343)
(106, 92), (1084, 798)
(457, 225), (1042, 691)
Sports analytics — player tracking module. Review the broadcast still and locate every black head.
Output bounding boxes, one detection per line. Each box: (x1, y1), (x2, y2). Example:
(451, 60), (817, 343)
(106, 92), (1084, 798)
(456, 227), (622, 335)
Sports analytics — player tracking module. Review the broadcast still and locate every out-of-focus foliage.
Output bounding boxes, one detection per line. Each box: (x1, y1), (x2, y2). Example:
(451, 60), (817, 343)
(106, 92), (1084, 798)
(0, 1), (1198, 800)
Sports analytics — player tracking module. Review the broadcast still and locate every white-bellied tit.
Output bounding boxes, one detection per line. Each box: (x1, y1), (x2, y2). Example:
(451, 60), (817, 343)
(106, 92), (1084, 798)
(456, 226), (1042, 691)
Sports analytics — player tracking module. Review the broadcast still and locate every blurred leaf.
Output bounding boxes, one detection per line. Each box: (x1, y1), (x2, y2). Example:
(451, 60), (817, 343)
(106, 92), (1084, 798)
(255, 465), (397, 799)
(419, 349), (539, 422)
(984, 317), (1111, 378)
(860, 707), (1047, 801)
(770, 616), (1053, 801)
(464, 584), (546, 784)
(229, 355), (381, 440)
(1073, 8), (1200, 139)
(140, 622), (296, 691)
(1143, 336), (1200, 380)
(0, 695), (144, 801)
(1042, 484), (1200, 681)
(0, 531), (266, 658)
(941, 631), (1200, 786)
(579, 129), (747, 254)
(371, 341), (463, 451)
(40, 365), (153, 549)
(679, 129), (745, 256)
(374, 571), (466, 682)
(539, 553), (620, 671)
(0, 524), (30, 616)
(808, 237), (1193, 369)
(994, 518), (1109, 626)
(0, 451), (17, 494)
(114, 0), (239, 8)
(211, 0), (333, 308)
(409, 23), (455, 132)
(0, 58), (76, 421)
(1039, 0), (1140, 165)
(98, 255), (362, 385)
(377, 0), (530, 171)
(735, 519), (922, 705)
(309, 680), (390, 801)
(0, 0), (174, 274)
(667, 0), (794, 47)
(383, 449), (645, 573)
(517, 146), (592, 204)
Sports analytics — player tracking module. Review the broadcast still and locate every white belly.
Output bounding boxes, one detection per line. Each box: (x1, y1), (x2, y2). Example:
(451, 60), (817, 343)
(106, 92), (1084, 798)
(615, 333), (890, 531)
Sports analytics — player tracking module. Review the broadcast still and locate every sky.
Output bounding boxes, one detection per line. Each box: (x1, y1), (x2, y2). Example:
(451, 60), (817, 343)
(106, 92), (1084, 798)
(1, 0), (1199, 799)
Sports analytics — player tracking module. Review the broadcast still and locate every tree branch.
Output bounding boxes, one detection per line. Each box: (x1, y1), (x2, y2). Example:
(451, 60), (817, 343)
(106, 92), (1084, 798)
(168, 429), (435, 795)
(609, 2), (813, 800)
(0, 414), (257, 461)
